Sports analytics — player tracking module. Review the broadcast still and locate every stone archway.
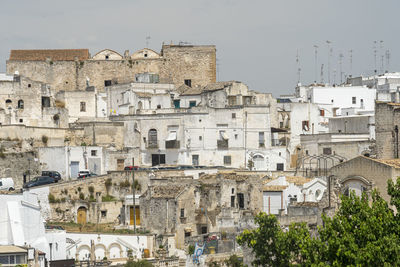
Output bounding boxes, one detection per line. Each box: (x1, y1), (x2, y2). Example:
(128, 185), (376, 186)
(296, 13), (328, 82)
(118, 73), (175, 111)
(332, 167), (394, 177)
(95, 244), (107, 260)
(340, 175), (372, 197)
(77, 245), (91, 261)
(108, 243), (123, 259)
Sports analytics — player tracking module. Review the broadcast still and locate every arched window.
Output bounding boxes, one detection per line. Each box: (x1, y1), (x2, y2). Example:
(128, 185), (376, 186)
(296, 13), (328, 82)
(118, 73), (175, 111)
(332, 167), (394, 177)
(138, 101), (143, 110)
(148, 129), (158, 148)
(5, 99), (12, 105)
(17, 100), (24, 109)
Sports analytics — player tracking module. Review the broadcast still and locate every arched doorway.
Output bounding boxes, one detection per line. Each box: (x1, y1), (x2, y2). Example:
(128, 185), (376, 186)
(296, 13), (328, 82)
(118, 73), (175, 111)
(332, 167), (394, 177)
(77, 207), (87, 224)
(253, 154), (264, 170)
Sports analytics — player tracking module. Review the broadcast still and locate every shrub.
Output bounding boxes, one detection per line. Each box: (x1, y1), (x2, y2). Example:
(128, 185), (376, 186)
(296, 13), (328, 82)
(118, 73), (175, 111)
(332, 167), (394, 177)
(188, 244), (195, 255)
(79, 193), (85, 200)
(120, 180), (131, 188)
(48, 193), (56, 203)
(77, 187), (81, 192)
(89, 194), (96, 202)
(105, 178), (112, 187)
(42, 135), (48, 145)
(102, 195), (115, 202)
(88, 186), (94, 193)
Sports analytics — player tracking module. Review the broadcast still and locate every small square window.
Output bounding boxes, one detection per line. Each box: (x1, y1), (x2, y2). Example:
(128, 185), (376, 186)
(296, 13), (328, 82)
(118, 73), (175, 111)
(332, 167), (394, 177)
(104, 80), (112, 86)
(28, 83), (31, 88)
(80, 102), (86, 112)
(19, 119), (23, 123)
(323, 147), (332, 155)
(184, 79), (192, 87)
(277, 163), (284, 171)
(91, 150), (97, 156)
(101, 210), (107, 217)
(232, 113), (236, 119)
(224, 155), (231, 165)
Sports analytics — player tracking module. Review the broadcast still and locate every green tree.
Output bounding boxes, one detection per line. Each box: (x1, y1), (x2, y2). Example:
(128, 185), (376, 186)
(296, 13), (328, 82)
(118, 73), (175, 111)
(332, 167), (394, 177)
(124, 259), (153, 267)
(238, 178), (400, 266)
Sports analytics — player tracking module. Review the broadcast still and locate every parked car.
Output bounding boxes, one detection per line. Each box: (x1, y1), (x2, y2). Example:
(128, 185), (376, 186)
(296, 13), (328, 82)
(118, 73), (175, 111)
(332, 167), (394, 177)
(0, 177), (15, 191)
(78, 170), (97, 179)
(41, 171), (62, 182)
(23, 176), (55, 188)
(124, 166), (139, 171)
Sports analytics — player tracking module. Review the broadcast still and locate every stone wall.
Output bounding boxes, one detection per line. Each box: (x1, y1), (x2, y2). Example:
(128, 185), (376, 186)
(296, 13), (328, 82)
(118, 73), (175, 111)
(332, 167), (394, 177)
(7, 45), (216, 92)
(375, 102), (400, 159)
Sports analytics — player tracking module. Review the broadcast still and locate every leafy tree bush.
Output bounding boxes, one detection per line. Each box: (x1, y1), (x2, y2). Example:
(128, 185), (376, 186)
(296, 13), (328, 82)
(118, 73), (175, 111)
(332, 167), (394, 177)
(124, 259), (153, 267)
(237, 178), (400, 266)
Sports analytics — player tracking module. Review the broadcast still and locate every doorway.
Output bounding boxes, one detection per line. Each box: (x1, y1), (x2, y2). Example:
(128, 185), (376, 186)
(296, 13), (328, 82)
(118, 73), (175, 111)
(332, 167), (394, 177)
(129, 206), (140, 225)
(77, 207), (87, 224)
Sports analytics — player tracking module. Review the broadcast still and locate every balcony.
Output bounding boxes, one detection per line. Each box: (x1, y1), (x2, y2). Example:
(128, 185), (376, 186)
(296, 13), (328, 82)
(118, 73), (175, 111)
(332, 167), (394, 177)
(271, 139), (286, 146)
(165, 140), (180, 149)
(147, 141), (158, 149)
(217, 139), (229, 150)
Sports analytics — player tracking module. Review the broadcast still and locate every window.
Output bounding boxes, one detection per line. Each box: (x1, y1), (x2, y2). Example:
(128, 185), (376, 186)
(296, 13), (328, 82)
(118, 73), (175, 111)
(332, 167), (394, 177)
(184, 79), (192, 87)
(231, 188), (235, 194)
(185, 231), (191, 237)
(144, 53), (148, 58)
(17, 100), (24, 109)
(352, 97), (356, 104)
(224, 155), (231, 165)
(237, 193), (244, 209)
(173, 99), (180, 108)
(19, 119), (23, 123)
(5, 99), (12, 104)
(180, 208), (185, 218)
(80, 102), (86, 112)
(157, 104), (161, 109)
(189, 101), (196, 108)
(192, 155), (199, 166)
(91, 150), (97, 156)
(276, 163), (284, 171)
(148, 129), (158, 148)
(104, 80), (112, 86)
(105, 55), (109, 60)
(232, 113), (236, 119)
(101, 210), (107, 217)
(28, 83), (31, 88)
(331, 99), (334, 103)
(361, 99), (364, 108)
(201, 226), (207, 234)
(306, 150), (309, 155)
(259, 132), (265, 147)
(199, 136), (202, 141)
(235, 134), (238, 140)
(228, 96), (237, 106)
(231, 196), (235, 207)
(320, 109), (325, 116)
(41, 97), (50, 108)
(302, 120), (310, 131)
(323, 147), (332, 155)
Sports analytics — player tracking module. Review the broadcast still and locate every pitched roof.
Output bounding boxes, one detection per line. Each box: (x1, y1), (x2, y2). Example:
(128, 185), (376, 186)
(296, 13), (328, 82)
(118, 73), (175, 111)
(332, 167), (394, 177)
(181, 86), (203, 96)
(9, 49), (90, 61)
(202, 81), (234, 92)
(369, 158), (400, 169)
(0, 246), (27, 254)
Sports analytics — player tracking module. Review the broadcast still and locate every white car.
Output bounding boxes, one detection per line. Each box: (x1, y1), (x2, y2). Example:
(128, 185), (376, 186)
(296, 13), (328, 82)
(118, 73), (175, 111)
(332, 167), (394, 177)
(0, 177), (15, 191)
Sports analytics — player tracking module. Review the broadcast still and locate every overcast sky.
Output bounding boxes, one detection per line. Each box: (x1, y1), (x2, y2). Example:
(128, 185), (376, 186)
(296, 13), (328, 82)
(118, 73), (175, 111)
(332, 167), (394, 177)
(0, 0), (399, 96)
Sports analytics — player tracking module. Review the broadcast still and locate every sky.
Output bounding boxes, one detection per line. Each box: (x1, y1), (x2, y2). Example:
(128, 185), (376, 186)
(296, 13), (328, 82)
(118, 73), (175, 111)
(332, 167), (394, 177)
(0, 0), (399, 96)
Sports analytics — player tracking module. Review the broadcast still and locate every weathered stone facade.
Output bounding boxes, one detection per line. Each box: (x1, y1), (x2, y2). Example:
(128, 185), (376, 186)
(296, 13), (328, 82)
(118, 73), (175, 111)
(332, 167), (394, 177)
(7, 45), (216, 92)
(375, 101), (400, 159)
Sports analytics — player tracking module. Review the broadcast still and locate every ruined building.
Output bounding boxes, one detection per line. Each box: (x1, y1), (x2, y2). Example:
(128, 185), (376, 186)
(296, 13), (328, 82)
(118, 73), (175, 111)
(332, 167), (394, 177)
(6, 44), (216, 92)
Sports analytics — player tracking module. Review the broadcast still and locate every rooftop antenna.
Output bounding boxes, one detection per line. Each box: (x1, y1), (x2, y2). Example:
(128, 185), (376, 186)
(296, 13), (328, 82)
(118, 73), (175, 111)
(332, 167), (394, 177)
(349, 49), (353, 78)
(373, 41), (377, 74)
(216, 58), (220, 81)
(385, 49), (391, 72)
(313, 45), (318, 83)
(380, 40), (384, 73)
(326, 40), (332, 85)
(146, 36), (151, 48)
(296, 49), (301, 84)
(333, 69), (337, 85)
(320, 64), (324, 84)
(339, 52), (344, 84)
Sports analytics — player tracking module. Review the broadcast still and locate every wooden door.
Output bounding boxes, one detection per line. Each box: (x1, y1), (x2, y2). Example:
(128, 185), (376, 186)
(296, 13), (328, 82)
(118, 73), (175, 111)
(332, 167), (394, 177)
(130, 206), (140, 225)
(77, 207), (87, 224)
(117, 159), (124, 171)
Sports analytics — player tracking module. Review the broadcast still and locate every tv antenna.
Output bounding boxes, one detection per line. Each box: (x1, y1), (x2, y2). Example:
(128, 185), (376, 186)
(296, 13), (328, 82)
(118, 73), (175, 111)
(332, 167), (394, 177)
(385, 49), (391, 72)
(380, 40), (384, 72)
(146, 36), (151, 48)
(326, 40), (332, 84)
(320, 64), (324, 84)
(313, 45), (318, 83)
(373, 41), (377, 74)
(349, 49), (353, 77)
(339, 52), (344, 84)
(296, 49), (301, 83)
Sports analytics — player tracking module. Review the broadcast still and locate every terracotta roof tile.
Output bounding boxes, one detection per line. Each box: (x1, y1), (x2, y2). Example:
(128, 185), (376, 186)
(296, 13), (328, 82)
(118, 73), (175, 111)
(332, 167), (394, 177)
(9, 49), (89, 61)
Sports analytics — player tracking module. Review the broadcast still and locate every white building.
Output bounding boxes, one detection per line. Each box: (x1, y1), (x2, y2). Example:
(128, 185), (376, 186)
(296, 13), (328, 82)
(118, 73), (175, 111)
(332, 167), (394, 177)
(295, 84), (376, 116)
(38, 146), (105, 179)
(0, 191), (66, 261)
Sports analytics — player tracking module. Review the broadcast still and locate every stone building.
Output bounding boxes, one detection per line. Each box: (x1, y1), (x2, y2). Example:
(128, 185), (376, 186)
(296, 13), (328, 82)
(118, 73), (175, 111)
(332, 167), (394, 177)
(7, 44), (216, 92)
(375, 101), (400, 159)
(139, 172), (264, 249)
(0, 73), (68, 127)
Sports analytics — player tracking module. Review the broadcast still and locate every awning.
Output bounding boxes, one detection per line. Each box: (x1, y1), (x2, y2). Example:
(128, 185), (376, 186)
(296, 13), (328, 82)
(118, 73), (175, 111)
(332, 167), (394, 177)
(166, 131), (177, 141)
(220, 131), (229, 140)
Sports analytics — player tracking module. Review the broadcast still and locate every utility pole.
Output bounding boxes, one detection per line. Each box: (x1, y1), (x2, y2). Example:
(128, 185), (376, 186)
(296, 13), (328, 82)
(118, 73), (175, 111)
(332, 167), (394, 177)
(132, 159), (136, 233)
(313, 45), (318, 83)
